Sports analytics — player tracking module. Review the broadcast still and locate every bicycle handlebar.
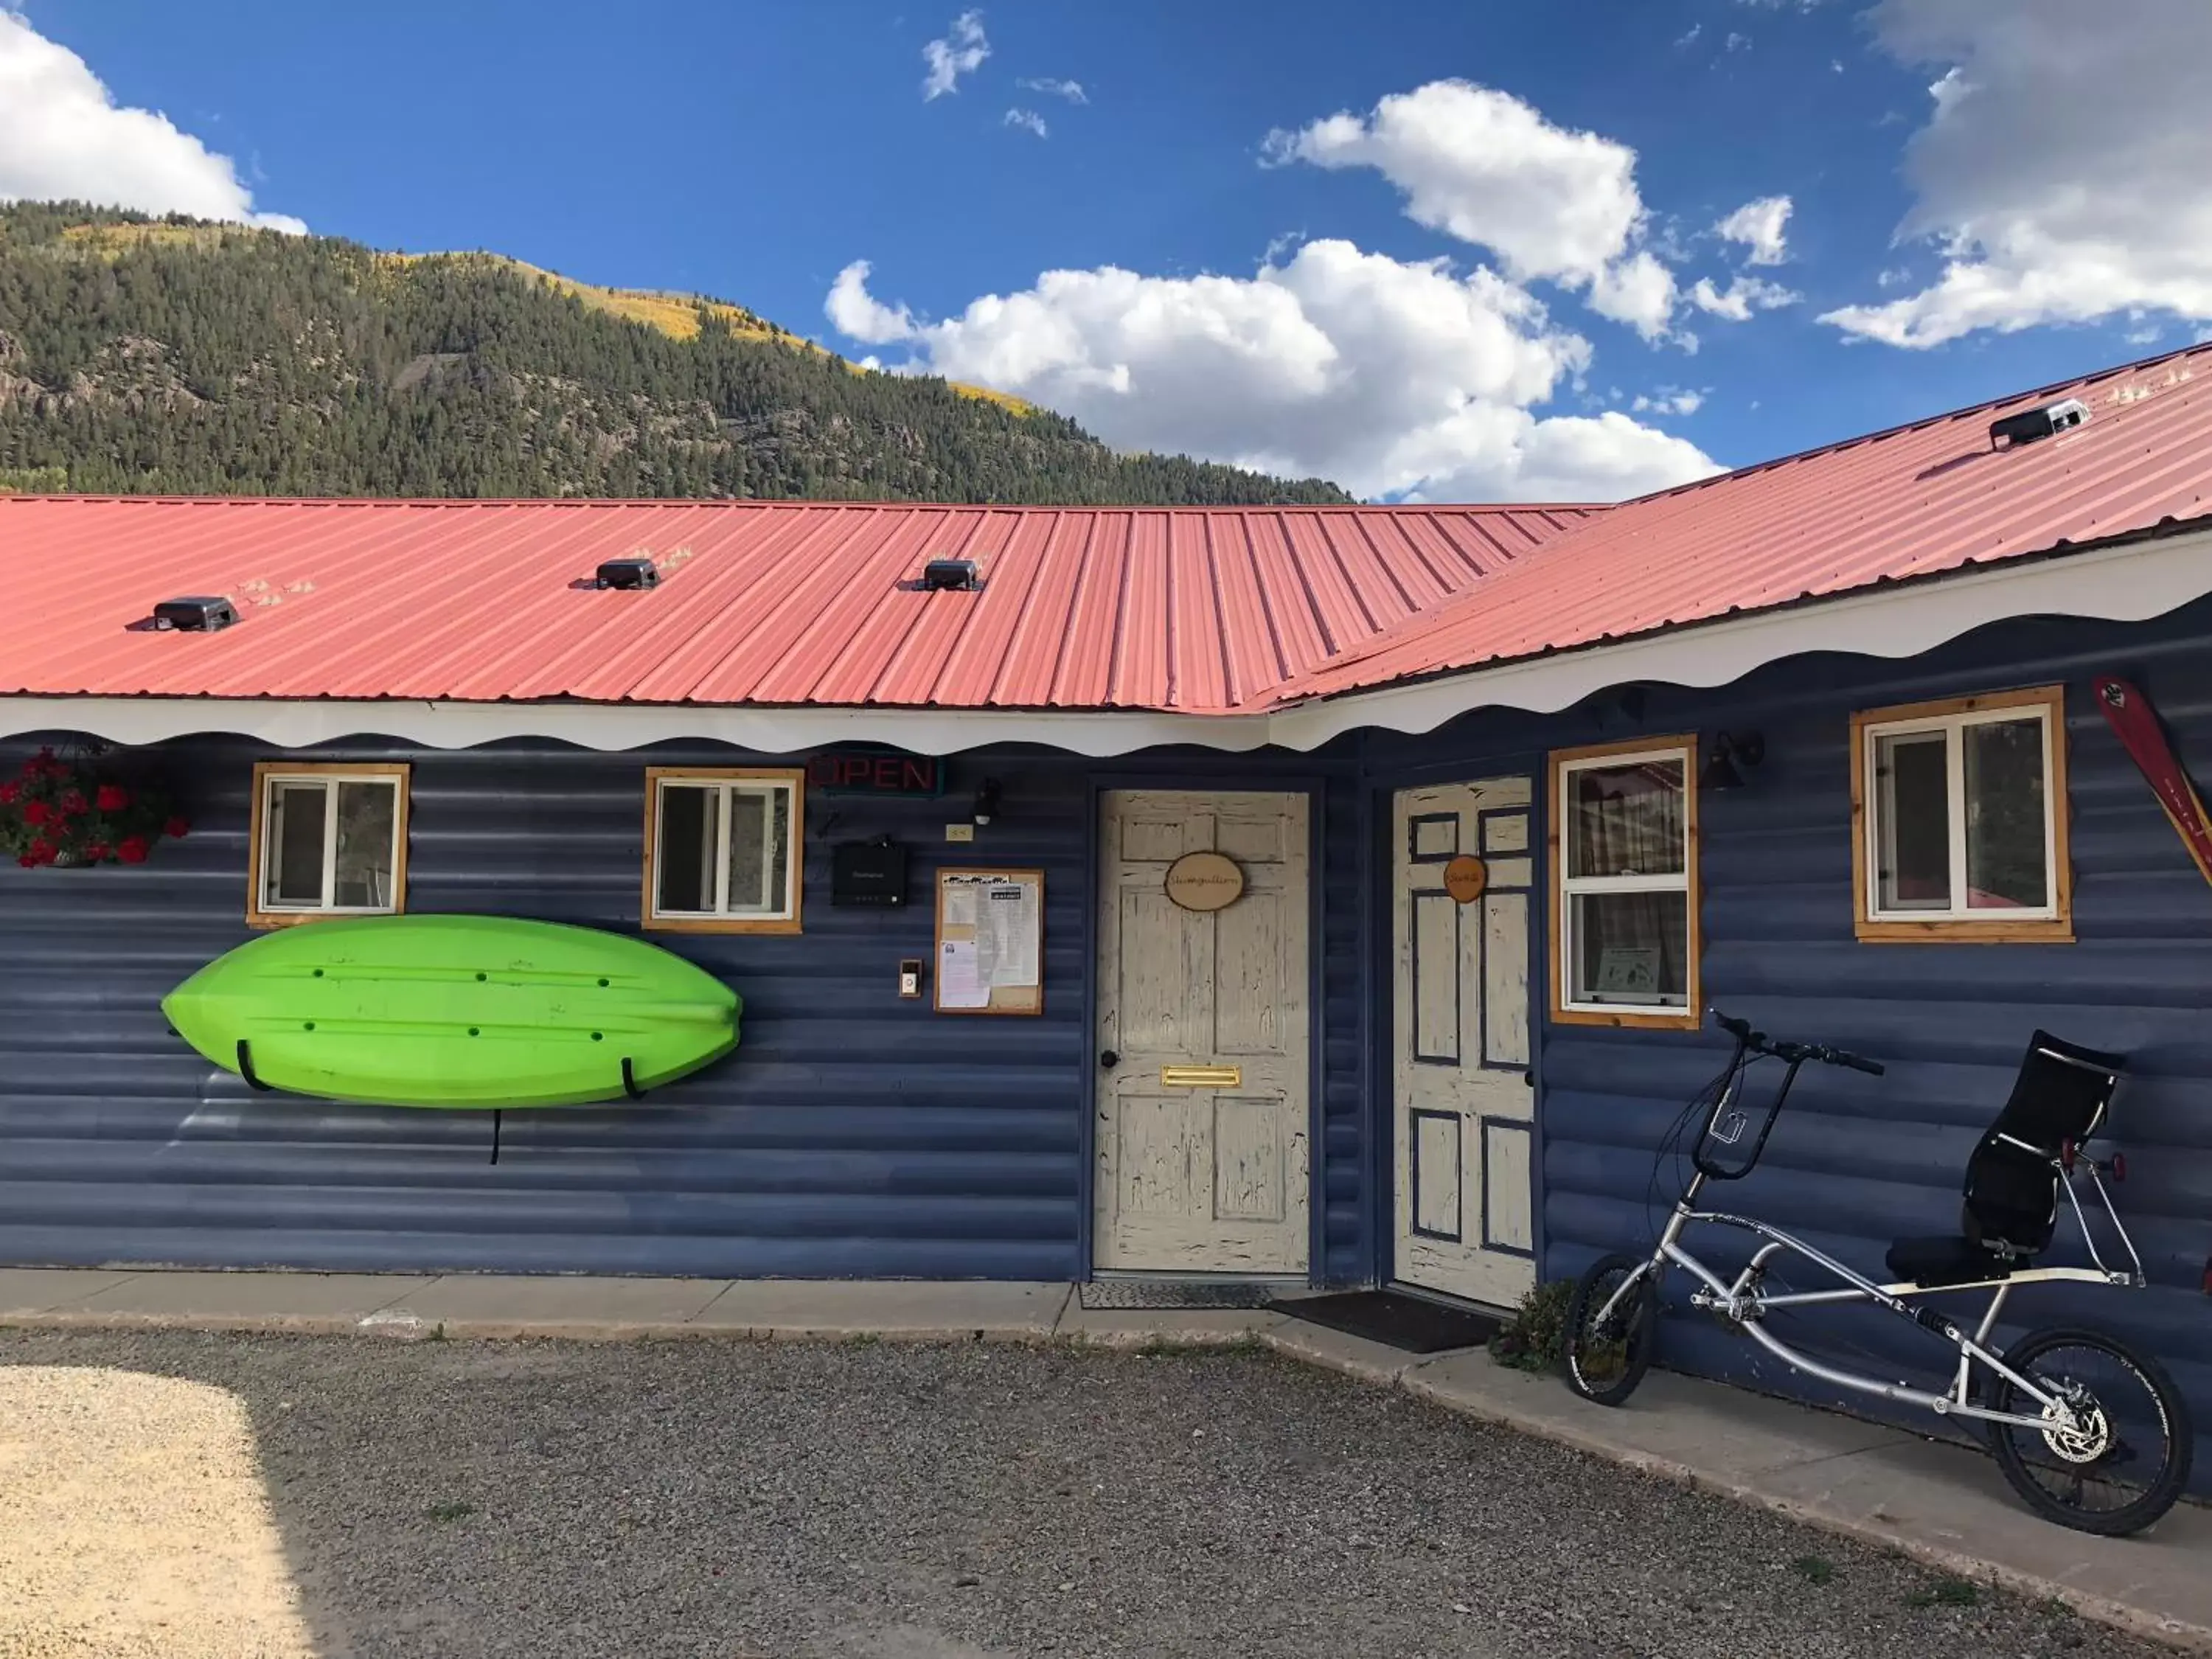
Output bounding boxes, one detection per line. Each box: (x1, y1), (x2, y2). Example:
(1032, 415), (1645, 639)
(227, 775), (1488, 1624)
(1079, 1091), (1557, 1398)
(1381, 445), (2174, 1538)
(1710, 1009), (1885, 1077)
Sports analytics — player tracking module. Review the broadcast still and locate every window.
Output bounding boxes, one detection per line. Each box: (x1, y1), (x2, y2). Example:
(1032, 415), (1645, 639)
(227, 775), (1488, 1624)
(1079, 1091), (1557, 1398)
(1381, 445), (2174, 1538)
(643, 768), (804, 933)
(1851, 686), (2071, 942)
(1548, 737), (1700, 1029)
(247, 763), (408, 926)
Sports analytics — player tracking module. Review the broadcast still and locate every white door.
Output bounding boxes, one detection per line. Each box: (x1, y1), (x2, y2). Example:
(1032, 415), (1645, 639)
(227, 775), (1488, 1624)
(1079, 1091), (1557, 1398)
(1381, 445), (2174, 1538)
(1392, 778), (1537, 1307)
(1095, 790), (1311, 1273)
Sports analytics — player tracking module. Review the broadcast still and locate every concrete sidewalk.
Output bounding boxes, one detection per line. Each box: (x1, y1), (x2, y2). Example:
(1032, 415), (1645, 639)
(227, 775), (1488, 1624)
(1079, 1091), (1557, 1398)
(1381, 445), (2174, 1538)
(5, 1266), (2206, 1654)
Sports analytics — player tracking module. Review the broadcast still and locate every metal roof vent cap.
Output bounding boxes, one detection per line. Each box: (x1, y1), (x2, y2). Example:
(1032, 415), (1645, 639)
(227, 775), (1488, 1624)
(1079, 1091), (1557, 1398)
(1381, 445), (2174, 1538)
(594, 557), (659, 590)
(151, 596), (239, 633)
(1989, 397), (2090, 451)
(921, 558), (978, 592)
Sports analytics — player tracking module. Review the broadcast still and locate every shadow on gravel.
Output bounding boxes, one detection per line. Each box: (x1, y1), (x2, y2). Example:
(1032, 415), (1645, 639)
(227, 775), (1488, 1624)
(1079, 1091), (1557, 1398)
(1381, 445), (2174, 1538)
(0, 1330), (2127, 1659)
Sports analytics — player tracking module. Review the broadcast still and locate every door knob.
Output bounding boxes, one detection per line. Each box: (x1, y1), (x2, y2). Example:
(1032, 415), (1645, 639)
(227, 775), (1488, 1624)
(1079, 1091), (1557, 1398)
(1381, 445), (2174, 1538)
(1098, 1049), (1120, 1071)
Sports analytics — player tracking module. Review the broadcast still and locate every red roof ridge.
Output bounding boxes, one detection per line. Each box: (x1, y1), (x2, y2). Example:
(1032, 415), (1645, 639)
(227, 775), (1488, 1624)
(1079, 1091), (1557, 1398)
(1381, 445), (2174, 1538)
(1281, 340), (2212, 702)
(1613, 338), (2212, 510)
(0, 493), (1611, 515)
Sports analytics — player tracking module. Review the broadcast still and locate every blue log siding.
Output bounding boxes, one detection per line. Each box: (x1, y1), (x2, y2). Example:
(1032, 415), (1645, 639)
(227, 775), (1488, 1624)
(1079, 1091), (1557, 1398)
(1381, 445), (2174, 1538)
(1366, 593), (2212, 1485)
(2, 592), (2208, 1473)
(0, 740), (1368, 1281)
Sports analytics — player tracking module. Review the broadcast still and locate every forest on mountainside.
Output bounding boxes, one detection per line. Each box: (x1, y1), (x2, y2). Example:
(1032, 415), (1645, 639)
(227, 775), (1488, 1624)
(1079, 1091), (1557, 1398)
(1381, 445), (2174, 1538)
(0, 203), (1349, 505)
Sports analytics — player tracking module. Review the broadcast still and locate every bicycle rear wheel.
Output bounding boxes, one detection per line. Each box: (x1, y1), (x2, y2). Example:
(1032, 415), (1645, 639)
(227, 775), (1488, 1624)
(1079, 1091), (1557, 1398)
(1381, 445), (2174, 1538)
(1563, 1253), (1658, 1406)
(1984, 1326), (2194, 1536)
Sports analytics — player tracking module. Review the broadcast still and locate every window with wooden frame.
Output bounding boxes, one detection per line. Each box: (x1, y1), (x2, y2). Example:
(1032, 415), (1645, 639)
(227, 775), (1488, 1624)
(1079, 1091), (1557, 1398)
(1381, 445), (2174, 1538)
(1548, 737), (1700, 1029)
(1851, 686), (2071, 942)
(247, 762), (410, 927)
(643, 768), (804, 933)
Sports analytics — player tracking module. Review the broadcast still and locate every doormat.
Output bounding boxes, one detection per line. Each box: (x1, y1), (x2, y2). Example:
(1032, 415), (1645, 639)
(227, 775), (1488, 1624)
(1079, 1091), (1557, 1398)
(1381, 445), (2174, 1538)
(1271, 1290), (1500, 1354)
(1078, 1280), (1281, 1310)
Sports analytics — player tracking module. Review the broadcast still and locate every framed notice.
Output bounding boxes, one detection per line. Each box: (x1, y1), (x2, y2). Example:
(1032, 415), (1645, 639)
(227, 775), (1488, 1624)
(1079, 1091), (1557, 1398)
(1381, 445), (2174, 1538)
(934, 867), (1044, 1016)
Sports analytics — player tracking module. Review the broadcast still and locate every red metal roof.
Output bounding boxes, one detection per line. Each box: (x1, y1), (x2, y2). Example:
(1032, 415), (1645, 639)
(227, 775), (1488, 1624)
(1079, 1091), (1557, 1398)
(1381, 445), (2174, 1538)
(5, 344), (2208, 723)
(1288, 344), (2212, 701)
(0, 499), (1596, 713)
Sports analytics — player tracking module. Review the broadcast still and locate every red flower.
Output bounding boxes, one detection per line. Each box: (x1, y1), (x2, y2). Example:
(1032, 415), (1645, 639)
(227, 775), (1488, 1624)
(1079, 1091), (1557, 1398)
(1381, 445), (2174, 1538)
(14, 855), (32, 868)
(116, 835), (150, 864)
(59, 789), (88, 815)
(164, 816), (191, 840)
(95, 784), (131, 812)
(0, 781), (18, 804)
(83, 841), (112, 863)
(24, 837), (57, 866)
(23, 799), (52, 827)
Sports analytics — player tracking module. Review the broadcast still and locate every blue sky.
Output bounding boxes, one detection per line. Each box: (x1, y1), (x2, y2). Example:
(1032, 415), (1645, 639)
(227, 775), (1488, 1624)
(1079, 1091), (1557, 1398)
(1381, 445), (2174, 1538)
(6, 1), (2209, 500)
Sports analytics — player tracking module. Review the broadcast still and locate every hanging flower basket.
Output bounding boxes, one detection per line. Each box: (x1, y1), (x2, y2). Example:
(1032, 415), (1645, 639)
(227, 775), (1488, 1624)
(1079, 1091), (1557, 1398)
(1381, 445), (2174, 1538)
(0, 747), (189, 869)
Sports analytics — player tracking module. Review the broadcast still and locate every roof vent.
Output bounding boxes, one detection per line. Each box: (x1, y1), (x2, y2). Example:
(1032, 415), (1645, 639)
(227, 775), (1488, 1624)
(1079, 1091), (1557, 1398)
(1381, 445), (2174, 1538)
(1989, 397), (2090, 451)
(151, 596), (239, 633)
(594, 557), (659, 590)
(921, 558), (978, 592)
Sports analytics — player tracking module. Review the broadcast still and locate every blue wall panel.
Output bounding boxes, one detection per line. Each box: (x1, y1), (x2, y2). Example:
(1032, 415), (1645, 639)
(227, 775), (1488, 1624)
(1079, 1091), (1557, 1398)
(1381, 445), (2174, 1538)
(0, 739), (1368, 1281)
(1366, 591), (2212, 1488)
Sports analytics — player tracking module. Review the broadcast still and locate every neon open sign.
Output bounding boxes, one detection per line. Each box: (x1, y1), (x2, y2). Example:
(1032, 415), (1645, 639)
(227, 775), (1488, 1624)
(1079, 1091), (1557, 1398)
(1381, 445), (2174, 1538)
(806, 751), (944, 797)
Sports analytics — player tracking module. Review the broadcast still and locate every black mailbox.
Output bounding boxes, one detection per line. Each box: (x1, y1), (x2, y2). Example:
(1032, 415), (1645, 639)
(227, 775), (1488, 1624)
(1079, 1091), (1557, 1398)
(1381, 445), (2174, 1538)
(831, 837), (908, 906)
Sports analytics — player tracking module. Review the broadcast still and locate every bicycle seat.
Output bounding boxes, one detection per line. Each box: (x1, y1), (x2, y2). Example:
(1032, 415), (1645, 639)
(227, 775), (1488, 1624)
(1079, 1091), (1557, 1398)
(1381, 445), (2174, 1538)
(1885, 1234), (2020, 1287)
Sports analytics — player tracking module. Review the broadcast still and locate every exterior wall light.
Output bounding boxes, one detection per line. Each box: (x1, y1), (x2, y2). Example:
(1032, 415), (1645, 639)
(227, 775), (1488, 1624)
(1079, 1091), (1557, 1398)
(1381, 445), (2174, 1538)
(1700, 731), (1765, 791)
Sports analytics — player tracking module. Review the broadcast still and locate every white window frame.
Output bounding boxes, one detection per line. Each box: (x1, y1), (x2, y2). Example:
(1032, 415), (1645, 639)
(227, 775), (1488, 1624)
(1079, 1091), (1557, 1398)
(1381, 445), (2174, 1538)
(1851, 686), (2071, 942)
(642, 767), (804, 933)
(248, 762), (408, 927)
(1548, 737), (1699, 1029)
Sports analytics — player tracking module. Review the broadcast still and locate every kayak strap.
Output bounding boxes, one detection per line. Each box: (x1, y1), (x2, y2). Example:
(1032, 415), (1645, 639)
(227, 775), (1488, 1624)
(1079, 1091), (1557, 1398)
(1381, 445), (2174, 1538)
(236, 1040), (272, 1092)
(621, 1057), (647, 1099)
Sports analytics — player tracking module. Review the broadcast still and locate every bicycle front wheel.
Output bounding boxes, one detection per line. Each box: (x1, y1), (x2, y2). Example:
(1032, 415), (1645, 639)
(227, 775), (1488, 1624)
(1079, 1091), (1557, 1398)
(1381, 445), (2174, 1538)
(1563, 1253), (1658, 1406)
(1984, 1325), (2194, 1536)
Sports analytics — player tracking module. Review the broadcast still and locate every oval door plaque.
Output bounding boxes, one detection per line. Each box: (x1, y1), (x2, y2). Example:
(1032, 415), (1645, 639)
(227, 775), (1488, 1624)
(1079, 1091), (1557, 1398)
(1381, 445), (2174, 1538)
(1164, 850), (1245, 912)
(1441, 854), (1489, 904)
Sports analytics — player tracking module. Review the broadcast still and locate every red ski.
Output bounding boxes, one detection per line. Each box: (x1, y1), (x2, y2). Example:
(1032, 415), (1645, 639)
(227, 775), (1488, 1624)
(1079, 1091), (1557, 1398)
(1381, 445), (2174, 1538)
(2096, 677), (2212, 886)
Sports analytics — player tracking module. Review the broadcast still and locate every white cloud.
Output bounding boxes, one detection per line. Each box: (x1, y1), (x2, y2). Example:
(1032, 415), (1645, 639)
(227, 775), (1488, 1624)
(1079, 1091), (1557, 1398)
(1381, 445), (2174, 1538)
(1586, 249), (1678, 341)
(1676, 24), (1703, 47)
(1714, 195), (1792, 265)
(921, 9), (989, 101)
(824, 260), (915, 345)
(823, 240), (1717, 502)
(0, 11), (304, 232)
(1003, 107), (1047, 139)
(1263, 80), (1682, 341)
(1632, 386), (1705, 416)
(1823, 1), (2212, 348)
(1690, 275), (1800, 321)
(1017, 77), (1086, 104)
(1726, 32), (1752, 52)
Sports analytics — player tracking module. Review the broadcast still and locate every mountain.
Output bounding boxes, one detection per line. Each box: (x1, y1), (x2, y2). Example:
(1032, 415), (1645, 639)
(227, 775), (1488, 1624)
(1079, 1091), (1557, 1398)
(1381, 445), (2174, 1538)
(0, 204), (1349, 505)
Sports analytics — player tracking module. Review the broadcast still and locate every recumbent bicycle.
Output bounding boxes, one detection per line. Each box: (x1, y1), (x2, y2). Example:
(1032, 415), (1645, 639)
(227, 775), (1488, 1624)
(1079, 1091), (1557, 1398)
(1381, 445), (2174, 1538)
(1561, 1010), (2192, 1536)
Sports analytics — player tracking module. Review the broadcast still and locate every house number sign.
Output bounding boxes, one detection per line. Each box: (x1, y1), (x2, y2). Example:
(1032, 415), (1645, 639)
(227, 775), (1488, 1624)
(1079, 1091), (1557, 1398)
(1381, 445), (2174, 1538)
(1441, 855), (1489, 904)
(1164, 850), (1245, 912)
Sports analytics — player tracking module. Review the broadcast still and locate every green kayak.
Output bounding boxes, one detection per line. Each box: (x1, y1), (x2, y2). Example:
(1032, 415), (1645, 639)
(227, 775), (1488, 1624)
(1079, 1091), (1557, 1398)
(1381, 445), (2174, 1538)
(163, 914), (740, 1107)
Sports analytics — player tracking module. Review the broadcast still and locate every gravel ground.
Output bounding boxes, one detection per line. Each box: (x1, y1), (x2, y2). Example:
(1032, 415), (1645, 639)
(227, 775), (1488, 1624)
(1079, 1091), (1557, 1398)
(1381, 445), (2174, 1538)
(0, 1329), (2145, 1659)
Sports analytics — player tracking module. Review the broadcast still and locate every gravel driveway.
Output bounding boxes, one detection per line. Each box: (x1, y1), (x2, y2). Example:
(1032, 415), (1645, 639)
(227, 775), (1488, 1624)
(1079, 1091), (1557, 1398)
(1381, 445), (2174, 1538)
(0, 1329), (2135, 1659)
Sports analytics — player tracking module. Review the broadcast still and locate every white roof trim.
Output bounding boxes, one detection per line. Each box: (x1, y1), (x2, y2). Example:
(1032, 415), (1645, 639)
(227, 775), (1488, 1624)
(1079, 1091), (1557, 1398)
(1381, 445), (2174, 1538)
(0, 696), (1262, 759)
(1270, 524), (2212, 751)
(4, 526), (2208, 757)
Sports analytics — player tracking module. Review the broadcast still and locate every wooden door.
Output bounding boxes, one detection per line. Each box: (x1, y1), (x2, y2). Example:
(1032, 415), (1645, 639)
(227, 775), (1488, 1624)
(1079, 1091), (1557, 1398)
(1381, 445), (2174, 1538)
(1391, 778), (1537, 1307)
(1094, 790), (1310, 1273)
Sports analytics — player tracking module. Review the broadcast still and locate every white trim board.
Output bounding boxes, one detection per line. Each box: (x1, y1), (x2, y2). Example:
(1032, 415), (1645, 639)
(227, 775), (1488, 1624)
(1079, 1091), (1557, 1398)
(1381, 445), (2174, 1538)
(1269, 526), (2212, 751)
(5, 527), (2209, 757)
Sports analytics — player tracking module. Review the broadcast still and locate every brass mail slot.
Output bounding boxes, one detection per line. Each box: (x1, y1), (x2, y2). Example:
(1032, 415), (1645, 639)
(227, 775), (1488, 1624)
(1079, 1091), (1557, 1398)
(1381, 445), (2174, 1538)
(1160, 1065), (1242, 1088)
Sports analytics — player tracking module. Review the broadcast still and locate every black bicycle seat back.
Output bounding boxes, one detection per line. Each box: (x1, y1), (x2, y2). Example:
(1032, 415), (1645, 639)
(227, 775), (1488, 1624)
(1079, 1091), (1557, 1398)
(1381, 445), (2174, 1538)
(1960, 1030), (2124, 1258)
